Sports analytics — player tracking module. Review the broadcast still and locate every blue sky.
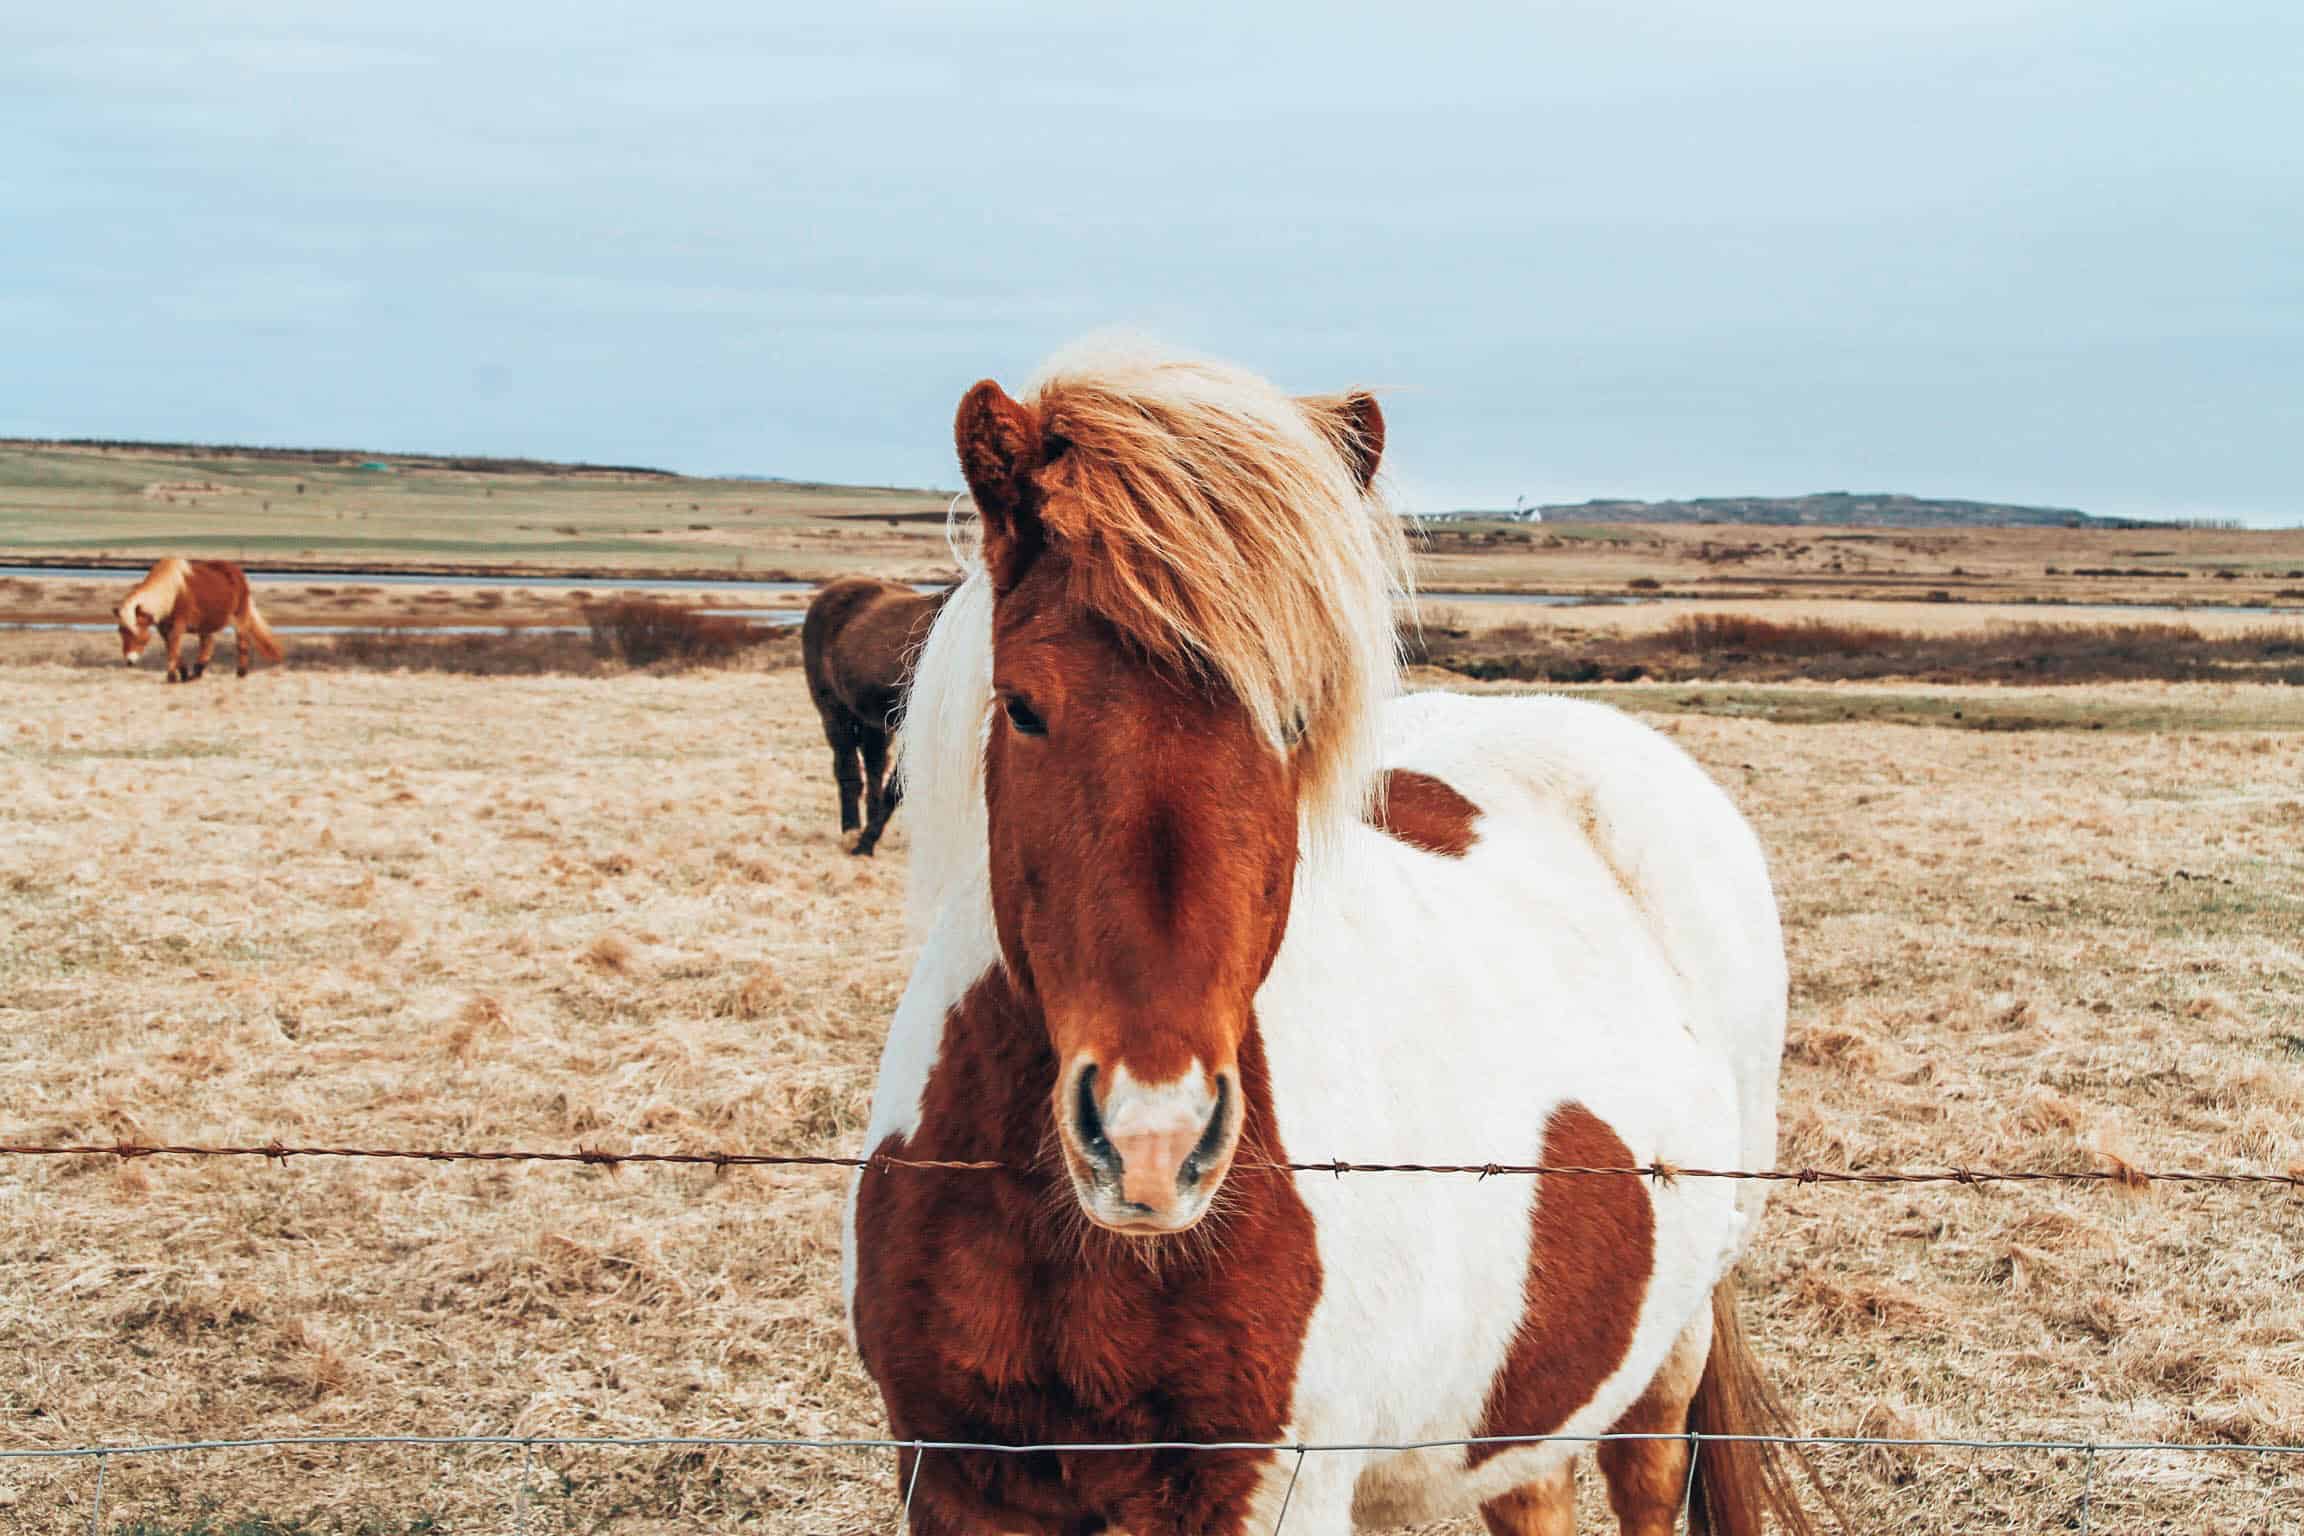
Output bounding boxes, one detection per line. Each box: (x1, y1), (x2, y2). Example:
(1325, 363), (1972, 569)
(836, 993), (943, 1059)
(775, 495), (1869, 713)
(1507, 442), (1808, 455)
(4, 2), (2298, 522)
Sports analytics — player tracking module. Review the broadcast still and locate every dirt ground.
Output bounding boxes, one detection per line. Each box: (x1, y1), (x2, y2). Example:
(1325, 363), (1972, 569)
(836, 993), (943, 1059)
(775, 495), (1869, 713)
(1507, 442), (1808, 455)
(2, 663), (2300, 1534)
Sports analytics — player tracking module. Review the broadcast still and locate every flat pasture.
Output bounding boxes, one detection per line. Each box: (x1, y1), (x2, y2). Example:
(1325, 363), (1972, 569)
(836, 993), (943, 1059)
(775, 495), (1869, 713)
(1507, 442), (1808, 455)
(8, 441), (2304, 612)
(1410, 519), (2304, 610)
(0, 442), (952, 581)
(3, 661), (2300, 1532)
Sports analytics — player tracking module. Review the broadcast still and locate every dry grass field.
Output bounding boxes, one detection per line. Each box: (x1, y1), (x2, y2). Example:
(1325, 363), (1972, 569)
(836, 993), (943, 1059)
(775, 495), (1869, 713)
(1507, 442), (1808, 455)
(1408, 521), (2304, 609)
(0, 443), (952, 581)
(4, 657), (2302, 1534)
(8, 440), (2304, 610)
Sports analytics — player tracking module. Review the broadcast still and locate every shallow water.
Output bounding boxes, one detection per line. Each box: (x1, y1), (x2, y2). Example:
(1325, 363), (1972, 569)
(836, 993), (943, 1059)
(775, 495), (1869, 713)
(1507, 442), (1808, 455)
(5, 565), (2293, 618)
(3, 613), (806, 636)
(5, 564), (1613, 607)
(0, 564), (826, 594)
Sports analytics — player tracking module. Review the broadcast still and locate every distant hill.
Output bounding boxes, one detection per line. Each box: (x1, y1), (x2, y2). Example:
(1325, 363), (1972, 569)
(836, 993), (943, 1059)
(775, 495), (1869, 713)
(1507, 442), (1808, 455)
(2, 436), (676, 479)
(1442, 491), (2180, 529)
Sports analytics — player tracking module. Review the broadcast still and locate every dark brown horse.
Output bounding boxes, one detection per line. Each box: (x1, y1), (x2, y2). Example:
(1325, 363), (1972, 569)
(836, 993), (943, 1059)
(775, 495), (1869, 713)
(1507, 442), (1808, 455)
(115, 558), (285, 682)
(802, 576), (948, 856)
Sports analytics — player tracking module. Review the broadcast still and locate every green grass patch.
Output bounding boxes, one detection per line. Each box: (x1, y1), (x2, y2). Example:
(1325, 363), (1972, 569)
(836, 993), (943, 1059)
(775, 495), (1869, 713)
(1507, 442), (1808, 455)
(114, 1517), (446, 1536)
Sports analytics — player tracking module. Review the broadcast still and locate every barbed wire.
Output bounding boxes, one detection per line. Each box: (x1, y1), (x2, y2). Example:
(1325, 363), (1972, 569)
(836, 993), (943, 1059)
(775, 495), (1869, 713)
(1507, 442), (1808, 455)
(1, 1139), (2299, 1189)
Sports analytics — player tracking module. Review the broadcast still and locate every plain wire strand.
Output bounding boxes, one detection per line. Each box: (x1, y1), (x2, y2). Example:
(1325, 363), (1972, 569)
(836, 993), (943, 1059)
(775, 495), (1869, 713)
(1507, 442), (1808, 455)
(1679, 1429), (1701, 1534)
(513, 1439), (533, 1536)
(898, 1442), (926, 1535)
(6, 1431), (2302, 1461)
(1270, 1447), (1307, 1534)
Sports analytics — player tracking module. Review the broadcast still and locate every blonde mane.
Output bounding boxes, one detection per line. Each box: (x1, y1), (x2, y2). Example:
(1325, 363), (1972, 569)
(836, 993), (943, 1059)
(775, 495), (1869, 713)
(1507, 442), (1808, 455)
(117, 558), (190, 627)
(902, 341), (1409, 939)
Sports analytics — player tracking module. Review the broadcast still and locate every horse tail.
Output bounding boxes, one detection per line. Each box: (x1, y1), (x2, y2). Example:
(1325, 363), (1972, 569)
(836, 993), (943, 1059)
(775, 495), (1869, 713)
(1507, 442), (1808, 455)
(1686, 1281), (1837, 1536)
(241, 598), (286, 663)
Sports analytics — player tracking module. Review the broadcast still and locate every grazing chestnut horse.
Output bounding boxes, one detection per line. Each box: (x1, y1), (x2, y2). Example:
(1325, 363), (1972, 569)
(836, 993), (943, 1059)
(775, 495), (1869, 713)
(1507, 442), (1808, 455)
(844, 345), (1817, 1536)
(115, 558), (284, 682)
(803, 576), (949, 856)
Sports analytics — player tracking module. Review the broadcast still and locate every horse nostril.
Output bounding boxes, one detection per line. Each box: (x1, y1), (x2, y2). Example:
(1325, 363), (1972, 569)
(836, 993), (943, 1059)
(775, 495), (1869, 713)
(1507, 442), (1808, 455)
(1179, 1075), (1233, 1188)
(1072, 1065), (1117, 1168)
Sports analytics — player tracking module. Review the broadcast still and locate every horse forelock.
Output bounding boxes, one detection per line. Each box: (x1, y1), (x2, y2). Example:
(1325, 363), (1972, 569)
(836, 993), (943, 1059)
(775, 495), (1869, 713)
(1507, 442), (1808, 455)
(1020, 342), (1409, 836)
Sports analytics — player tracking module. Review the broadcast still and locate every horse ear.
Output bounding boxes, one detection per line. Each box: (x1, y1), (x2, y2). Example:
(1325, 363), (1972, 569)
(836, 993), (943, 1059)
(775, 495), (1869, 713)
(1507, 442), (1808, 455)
(955, 379), (1045, 590)
(1300, 391), (1385, 492)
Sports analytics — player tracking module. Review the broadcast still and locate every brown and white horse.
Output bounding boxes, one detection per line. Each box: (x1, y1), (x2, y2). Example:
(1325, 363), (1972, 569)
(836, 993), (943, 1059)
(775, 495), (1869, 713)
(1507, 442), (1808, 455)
(802, 576), (950, 856)
(845, 344), (1815, 1535)
(116, 558), (284, 682)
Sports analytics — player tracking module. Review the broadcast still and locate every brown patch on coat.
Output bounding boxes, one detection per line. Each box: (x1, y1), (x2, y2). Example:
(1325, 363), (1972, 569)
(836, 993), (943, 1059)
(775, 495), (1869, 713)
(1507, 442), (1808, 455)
(1369, 769), (1482, 857)
(1478, 1461), (1575, 1535)
(1468, 1101), (1656, 1465)
(850, 970), (1322, 1535)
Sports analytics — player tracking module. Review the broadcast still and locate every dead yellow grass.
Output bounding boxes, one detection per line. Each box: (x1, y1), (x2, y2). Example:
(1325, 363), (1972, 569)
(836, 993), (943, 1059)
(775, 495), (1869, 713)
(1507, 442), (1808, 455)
(1, 666), (2300, 1533)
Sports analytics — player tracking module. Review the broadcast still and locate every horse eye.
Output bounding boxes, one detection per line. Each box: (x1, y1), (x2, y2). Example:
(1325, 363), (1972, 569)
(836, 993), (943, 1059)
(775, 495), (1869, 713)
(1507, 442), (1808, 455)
(1003, 696), (1048, 737)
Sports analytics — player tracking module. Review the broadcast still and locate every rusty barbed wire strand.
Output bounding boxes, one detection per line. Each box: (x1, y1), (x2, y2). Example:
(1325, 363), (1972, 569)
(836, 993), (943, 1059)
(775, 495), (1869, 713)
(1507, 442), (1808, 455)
(0, 1140), (2297, 1187)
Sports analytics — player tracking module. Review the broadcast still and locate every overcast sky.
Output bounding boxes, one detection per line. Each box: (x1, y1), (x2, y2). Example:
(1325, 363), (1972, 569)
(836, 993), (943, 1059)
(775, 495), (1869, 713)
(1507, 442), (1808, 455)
(4, 3), (2298, 522)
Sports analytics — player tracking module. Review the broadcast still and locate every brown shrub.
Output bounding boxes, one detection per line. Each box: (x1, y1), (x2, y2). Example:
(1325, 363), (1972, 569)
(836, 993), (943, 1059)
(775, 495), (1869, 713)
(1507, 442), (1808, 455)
(285, 613), (798, 676)
(587, 600), (768, 669)
(1665, 613), (1892, 657)
(296, 628), (602, 675)
(1411, 613), (2304, 687)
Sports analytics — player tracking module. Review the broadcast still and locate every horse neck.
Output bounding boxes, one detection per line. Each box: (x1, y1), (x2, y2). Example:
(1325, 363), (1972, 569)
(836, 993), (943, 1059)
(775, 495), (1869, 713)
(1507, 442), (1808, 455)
(126, 560), (188, 620)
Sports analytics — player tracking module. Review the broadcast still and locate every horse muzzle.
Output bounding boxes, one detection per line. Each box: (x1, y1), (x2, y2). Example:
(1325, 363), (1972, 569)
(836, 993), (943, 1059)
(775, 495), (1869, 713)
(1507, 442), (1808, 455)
(1060, 1061), (1240, 1235)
